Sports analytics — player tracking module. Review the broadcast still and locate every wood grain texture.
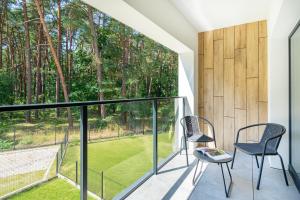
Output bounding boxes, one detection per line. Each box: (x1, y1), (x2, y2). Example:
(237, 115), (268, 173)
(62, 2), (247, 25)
(235, 109), (247, 143)
(198, 54), (204, 108)
(224, 117), (234, 151)
(214, 97), (224, 148)
(198, 32), (204, 55)
(204, 69), (214, 122)
(214, 40), (224, 96)
(235, 24), (246, 49)
(234, 48), (247, 109)
(224, 59), (234, 117)
(204, 31), (214, 69)
(214, 28), (224, 40)
(246, 78), (259, 142)
(198, 20), (268, 151)
(259, 37), (268, 102)
(259, 20), (267, 38)
(259, 102), (268, 139)
(224, 26), (234, 58)
(247, 22), (259, 78)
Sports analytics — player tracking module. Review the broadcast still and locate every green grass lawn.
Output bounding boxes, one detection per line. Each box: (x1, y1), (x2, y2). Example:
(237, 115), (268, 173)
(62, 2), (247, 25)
(5, 132), (175, 200)
(10, 178), (95, 200)
(60, 132), (175, 199)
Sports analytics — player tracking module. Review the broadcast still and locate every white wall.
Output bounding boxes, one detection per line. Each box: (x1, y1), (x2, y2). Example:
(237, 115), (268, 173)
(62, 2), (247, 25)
(268, 0), (300, 167)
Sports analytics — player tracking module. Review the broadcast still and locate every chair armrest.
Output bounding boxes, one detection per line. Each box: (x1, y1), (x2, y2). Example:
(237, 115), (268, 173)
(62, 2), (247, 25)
(235, 123), (268, 143)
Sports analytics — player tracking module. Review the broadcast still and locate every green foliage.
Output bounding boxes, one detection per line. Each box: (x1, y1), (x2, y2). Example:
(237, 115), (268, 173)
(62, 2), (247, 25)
(0, 139), (13, 150)
(0, 70), (15, 105)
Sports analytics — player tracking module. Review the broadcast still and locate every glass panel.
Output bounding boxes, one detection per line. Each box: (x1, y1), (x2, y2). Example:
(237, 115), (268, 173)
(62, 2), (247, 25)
(157, 99), (180, 164)
(291, 25), (300, 176)
(0, 108), (81, 199)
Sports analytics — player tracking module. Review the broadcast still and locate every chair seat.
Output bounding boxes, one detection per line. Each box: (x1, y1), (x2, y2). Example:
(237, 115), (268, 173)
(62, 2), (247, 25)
(234, 143), (277, 155)
(188, 134), (214, 143)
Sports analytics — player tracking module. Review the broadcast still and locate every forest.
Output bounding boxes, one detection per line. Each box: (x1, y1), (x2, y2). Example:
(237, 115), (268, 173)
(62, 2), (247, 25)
(0, 0), (178, 127)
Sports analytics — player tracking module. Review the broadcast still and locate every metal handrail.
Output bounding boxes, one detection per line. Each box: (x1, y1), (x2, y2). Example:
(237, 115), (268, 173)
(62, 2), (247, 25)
(0, 96), (184, 112)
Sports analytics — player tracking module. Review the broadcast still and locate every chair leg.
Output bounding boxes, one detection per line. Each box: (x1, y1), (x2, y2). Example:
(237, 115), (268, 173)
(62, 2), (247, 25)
(231, 147), (237, 169)
(255, 155), (260, 168)
(256, 154), (265, 190)
(220, 163), (233, 198)
(278, 154), (289, 186)
(180, 136), (183, 155)
(184, 137), (189, 166)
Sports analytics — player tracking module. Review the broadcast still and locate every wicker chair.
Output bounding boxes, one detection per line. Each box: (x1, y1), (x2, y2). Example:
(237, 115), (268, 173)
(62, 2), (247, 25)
(231, 123), (289, 190)
(180, 116), (216, 166)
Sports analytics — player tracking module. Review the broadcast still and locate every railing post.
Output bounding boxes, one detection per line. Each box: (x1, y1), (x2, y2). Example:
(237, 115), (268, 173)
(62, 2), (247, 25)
(182, 98), (189, 166)
(13, 127), (16, 150)
(56, 153), (59, 175)
(76, 160), (78, 184)
(101, 171), (104, 199)
(152, 100), (158, 174)
(80, 106), (88, 200)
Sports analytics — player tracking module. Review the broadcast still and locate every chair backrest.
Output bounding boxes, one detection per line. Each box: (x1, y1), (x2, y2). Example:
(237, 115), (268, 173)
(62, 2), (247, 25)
(259, 123), (286, 151)
(180, 116), (201, 138)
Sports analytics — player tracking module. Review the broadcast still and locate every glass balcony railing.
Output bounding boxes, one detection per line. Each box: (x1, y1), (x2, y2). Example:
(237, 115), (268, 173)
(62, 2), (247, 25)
(0, 97), (186, 200)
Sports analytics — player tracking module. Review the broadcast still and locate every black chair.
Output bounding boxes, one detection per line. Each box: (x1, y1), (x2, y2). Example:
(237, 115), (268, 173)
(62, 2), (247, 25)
(180, 116), (217, 166)
(231, 123), (289, 190)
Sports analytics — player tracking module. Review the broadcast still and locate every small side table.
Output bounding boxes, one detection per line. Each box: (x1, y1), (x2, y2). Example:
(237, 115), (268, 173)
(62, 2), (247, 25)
(193, 150), (233, 198)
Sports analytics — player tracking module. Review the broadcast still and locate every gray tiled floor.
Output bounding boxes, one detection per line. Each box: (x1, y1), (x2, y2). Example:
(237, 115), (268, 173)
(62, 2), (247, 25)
(190, 152), (299, 200)
(126, 152), (300, 200)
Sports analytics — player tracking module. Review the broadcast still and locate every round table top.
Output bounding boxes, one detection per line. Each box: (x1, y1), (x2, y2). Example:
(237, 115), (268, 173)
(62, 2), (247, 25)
(193, 150), (233, 163)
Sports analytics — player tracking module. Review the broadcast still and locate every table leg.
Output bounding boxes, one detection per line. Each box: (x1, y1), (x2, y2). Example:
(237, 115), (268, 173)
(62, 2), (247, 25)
(220, 163), (233, 198)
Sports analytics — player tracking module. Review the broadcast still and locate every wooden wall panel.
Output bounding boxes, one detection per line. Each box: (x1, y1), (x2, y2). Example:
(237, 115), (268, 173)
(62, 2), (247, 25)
(204, 31), (214, 69)
(224, 117), (234, 151)
(259, 20), (267, 38)
(234, 48), (247, 109)
(235, 24), (246, 49)
(214, 40), (224, 96)
(198, 54), (204, 109)
(204, 69), (214, 122)
(224, 27), (234, 58)
(214, 28), (224, 40)
(247, 22), (259, 78)
(198, 20), (268, 151)
(224, 59), (234, 117)
(246, 78), (259, 142)
(259, 102), (268, 139)
(198, 32), (204, 55)
(235, 109), (247, 143)
(259, 37), (268, 102)
(214, 97), (224, 148)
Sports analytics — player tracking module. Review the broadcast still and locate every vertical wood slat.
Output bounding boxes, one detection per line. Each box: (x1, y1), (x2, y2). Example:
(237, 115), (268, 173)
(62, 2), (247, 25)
(235, 109), (247, 143)
(198, 32), (204, 55)
(234, 48), (247, 109)
(224, 117), (234, 151)
(246, 78), (259, 142)
(235, 24), (246, 49)
(204, 31), (214, 69)
(198, 54), (204, 108)
(247, 22), (259, 78)
(259, 102), (268, 139)
(224, 59), (234, 117)
(224, 26), (234, 58)
(214, 40), (224, 96)
(214, 28), (224, 40)
(259, 37), (268, 102)
(214, 97), (224, 148)
(259, 20), (267, 38)
(204, 69), (214, 122)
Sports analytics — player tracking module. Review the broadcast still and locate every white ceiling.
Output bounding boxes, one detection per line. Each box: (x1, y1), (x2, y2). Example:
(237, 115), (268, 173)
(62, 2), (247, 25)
(170, 0), (283, 32)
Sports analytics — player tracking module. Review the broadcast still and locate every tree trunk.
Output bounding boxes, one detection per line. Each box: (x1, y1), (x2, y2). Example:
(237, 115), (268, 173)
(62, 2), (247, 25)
(56, 0), (62, 117)
(87, 6), (105, 118)
(121, 25), (130, 124)
(23, 0), (32, 122)
(34, 0), (73, 128)
(35, 21), (43, 119)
